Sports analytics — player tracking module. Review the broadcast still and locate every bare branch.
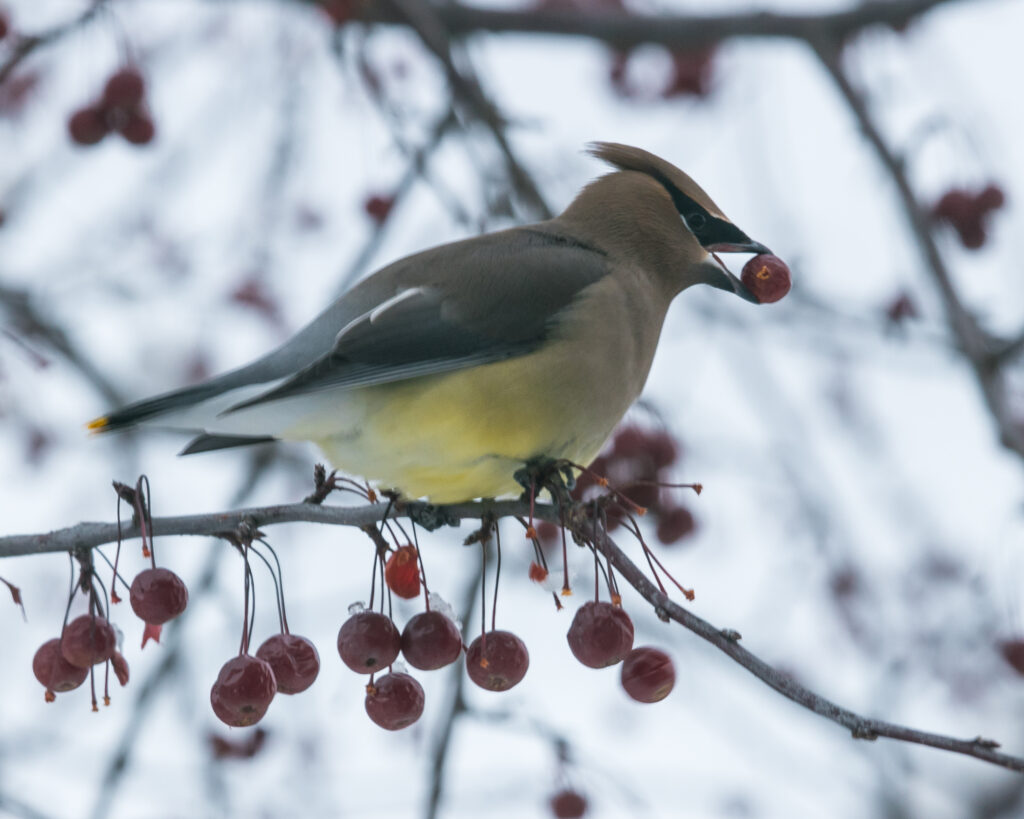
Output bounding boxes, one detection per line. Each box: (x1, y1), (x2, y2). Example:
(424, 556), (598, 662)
(3, 495), (1022, 773)
(810, 38), (1024, 458)
(583, 519), (1024, 774)
(0, 1), (108, 87)
(360, 0), (965, 50)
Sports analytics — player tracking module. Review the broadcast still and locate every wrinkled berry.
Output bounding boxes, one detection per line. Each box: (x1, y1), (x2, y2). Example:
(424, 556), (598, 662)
(401, 611), (462, 670)
(567, 602), (634, 668)
(466, 630), (529, 691)
(130, 567), (188, 625)
(337, 611), (401, 674)
(210, 655), (277, 727)
(365, 672), (425, 730)
(620, 647), (675, 703)
(256, 634), (320, 694)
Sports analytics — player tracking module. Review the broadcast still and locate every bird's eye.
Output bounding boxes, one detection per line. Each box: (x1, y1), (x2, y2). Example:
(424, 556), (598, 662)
(686, 212), (707, 232)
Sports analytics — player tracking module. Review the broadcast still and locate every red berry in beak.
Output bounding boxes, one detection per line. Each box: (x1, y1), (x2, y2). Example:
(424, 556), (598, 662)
(741, 254), (791, 304)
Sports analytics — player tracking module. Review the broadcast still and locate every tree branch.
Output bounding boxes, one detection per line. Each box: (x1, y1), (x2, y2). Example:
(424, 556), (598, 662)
(359, 0), (965, 50)
(3, 496), (1022, 773)
(582, 519), (1024, 774)
(0, 1), (108, 87)
(810, 37), (1024, 458)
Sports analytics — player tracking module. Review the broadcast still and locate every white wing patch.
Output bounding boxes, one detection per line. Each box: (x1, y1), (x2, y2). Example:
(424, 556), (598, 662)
(334, 287), (428, 344)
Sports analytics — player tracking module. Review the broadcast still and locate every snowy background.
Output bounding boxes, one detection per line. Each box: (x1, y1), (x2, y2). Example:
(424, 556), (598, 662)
(2, 1), (1024, 817)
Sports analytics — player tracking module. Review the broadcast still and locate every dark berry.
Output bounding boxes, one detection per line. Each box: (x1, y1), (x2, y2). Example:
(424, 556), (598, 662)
(550, 788), (588, 818)
(647, 430), (678, 469)
(337, 611), (401, 673)
(466, 630), (529, 691)
(741, 254), (791, 304)
(401, 611), (462, 670)
(102, 68), (145, 109)
(68, 107), (109, 146)
(33, 639), (88, 700)
(978, 184), (1005, 211)
(656, 506), (696, 545)
(364, 672), (425, 730)
(129, 567), (188, 625)
(384, 545), (420, 599)
(61, 615), (117, 668)
(0, 12), (8, 41)
(663, 47), (716, 98)
(612, 426), (647, 458)
(620, 481), (659, 510)
(1000, 639), (1024, 676)
(321, 0), (357, 26)
(119, 113), (155, 145)
(364, 194), (395, 225)
(210, 655), (277, 727)
(256, 634), (320, 694)
(621, 647), (675, 703)
(566, 602), (634, 668)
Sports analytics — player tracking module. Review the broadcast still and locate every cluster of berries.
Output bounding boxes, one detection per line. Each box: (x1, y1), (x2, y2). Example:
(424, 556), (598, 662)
(568, 600), (676, 703)
(930, 184), (1005, 249)
(32, 565), (188, 705)
(68, 67), (155, 147)
(567, 424), (697, 546)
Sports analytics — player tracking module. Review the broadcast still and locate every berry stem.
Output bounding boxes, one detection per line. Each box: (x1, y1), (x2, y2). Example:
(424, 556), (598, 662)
(491, 523), (502, 632)
(251, 540), (287, 634)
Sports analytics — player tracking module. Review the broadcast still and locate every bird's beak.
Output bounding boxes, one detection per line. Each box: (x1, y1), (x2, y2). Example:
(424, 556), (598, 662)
(705, 240), (772, 256)
(700, 238), (772, 303)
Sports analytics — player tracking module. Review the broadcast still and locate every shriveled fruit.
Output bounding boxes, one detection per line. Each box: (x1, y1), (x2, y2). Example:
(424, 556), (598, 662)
(550, 788), (588, 818)
(33, 639), (88, 700)
(466, 630), (529, 691)
(741, 254), (791, 304)
(384, 545), (420, 599)
(364, 672), (424, 730)
(567, 602), (634, 668)
(256, 634), (320, 694)
(337, 611), (400, 673)
(210, 655), (277, 727)
(61, 615), (117, 668)
(401, 611), (462, 670)
(111, 652), (130, 686)
(130, 567), (188, 625)
(620, 647), (675, 703)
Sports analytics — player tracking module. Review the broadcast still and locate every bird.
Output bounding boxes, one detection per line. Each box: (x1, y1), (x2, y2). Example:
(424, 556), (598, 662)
(88, 143), (771, 504)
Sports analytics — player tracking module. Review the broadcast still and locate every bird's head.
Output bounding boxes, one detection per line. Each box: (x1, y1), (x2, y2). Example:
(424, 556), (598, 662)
(563, 142), (771, 302)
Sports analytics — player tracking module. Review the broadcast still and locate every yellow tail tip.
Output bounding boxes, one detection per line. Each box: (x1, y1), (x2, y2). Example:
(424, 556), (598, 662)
(86, 416), (110, 432)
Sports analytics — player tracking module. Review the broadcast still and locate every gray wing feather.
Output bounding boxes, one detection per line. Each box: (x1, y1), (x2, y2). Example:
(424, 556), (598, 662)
(225, 227), (608, 412)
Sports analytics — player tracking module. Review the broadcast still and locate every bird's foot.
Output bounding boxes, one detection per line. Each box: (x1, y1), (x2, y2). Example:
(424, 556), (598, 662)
(513, 456), (577, 509)
(402, 501), (461, 532)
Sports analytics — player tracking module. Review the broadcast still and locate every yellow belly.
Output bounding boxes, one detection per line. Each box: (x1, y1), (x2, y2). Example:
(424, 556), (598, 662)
(298, 352), (619, 503)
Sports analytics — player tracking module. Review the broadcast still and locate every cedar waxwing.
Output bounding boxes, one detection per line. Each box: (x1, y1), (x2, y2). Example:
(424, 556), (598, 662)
(88, 143), (771, 503)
